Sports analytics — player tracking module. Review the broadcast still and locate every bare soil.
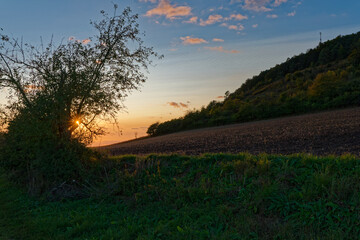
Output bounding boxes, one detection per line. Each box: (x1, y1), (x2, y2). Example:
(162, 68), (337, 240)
(100, 108), (360, 156)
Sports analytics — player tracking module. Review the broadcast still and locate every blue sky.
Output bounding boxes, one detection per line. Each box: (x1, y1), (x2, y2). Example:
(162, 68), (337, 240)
(1, 0), (360, 145)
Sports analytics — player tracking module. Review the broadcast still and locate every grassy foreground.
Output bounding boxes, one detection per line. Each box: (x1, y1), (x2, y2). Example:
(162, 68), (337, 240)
(1, 153), (360, 239)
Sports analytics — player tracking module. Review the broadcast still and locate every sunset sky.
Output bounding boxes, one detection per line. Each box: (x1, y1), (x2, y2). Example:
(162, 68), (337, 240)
(1, 0), (359, 146)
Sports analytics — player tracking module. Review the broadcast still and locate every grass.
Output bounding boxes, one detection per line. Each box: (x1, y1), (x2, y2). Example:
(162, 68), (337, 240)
(1, 153), (360, 239)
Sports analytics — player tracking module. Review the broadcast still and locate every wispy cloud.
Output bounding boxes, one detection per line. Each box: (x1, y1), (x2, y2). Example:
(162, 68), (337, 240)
(231, 0), (288, 12)
(287, 11), (296, 16)
(180, 36), (208, 45)
(229, 13), (248, 21)
(179, 102), (189, 108)
(199, 14), (223, 26)
(267, 14), (278, 18)
(213, 38), (224, 42)
(204, 46), (239, 54)
(167, 102), (189, 108)
(217, 96), (225, 99)
(183, 16), (198, 23)
(145, 0), (192, 20)
(243, 0), (272, 12)
(273, 0), (287, 6)
(222, 23), (245, 31)
(139, 0), (157, 3)
(252, 24), (258, 28)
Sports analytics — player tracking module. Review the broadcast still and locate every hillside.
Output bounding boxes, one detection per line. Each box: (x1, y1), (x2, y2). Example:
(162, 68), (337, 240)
(148, 32), (360, 136)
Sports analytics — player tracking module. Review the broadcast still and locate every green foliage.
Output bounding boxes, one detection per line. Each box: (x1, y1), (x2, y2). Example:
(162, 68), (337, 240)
(148, 32), (360, 136)
(1, 153), (360, 239)
(308, 70), (344, 98)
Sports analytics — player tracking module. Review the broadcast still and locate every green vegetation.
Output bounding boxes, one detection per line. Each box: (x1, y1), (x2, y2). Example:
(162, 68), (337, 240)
(148, 32), (360, 136)
(2, 153), (360, 239)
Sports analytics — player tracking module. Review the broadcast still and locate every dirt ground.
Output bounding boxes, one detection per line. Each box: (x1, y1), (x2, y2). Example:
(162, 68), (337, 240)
(100, 107), (360, 156)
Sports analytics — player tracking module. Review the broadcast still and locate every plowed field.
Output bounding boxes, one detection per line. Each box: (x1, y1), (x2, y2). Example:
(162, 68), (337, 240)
(101, 108), (360, 156)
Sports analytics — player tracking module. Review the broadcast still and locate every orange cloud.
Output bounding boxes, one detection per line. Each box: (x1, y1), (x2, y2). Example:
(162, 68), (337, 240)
(229, 13), (248, 21)
(168, 102), (179, 108)
(180, 36), (208, 45)
(228, 25), (238, 30)
(167, 102), (189, 108)
(145, 0), (192, 19)
(200, 14), (223, 26)
(82, 39), (91, 44)
(224, 24), (244, 31)
(204, 46), (239, 54)
(183, 16), (198, 23)
(179, 102), (189, 108)
(68, 36), (91, 44)
(252, 24), (258, 28)
(213, 38), (224, 42)
(217, 96), (225, 99)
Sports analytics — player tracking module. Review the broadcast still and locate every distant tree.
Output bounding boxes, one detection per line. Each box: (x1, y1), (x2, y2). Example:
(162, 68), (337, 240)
(147, 122), (159, 136)
(224, 90), (230, 99)
(0, 5), (161, 144)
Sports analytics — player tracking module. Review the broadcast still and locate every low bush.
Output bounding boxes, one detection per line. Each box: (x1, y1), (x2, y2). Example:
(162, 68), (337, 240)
(0, 107), (103, 196)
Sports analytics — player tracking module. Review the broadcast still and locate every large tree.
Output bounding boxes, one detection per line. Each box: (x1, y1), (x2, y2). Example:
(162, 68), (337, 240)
(0, 5), (160, 144)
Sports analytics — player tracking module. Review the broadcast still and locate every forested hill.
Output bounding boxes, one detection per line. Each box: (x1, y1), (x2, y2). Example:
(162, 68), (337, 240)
(147, 31), (360, 137)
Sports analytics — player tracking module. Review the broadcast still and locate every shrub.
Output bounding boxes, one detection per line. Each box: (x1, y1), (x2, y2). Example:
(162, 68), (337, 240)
(0, 107), (97, 195)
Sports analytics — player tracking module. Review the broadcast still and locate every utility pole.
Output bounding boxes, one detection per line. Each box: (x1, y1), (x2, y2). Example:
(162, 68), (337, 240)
(319, 32), (322, 45)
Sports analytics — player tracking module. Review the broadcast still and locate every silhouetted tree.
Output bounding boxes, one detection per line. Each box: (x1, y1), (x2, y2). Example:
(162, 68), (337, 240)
(0, 5), (161, 193)
(0, 5), (161, 144)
